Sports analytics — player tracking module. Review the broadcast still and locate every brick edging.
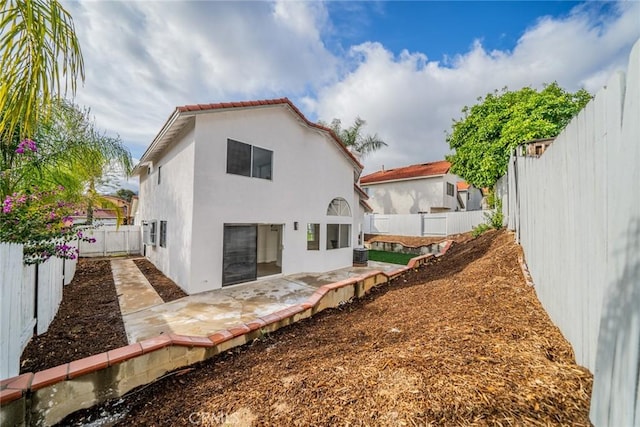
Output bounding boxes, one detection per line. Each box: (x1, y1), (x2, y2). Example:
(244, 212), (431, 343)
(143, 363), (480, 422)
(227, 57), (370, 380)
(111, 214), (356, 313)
(0, 241), (453, 423)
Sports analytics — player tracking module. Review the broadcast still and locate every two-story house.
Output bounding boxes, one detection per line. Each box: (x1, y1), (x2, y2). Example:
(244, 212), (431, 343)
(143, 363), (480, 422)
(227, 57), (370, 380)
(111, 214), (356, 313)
(360, 161), (476, 214)
(133, 98), (369, 294)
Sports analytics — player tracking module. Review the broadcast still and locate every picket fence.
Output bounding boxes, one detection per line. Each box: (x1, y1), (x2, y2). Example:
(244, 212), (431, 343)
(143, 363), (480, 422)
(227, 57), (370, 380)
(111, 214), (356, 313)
(364, 210), (488, 237)
(0, 243), (77, 379)
(499, 40), (639, 425)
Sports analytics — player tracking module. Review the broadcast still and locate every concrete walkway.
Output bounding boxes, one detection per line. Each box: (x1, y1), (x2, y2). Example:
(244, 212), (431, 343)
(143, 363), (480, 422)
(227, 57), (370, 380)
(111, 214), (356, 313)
(111, 260), (398, 343)
(111, 259), (164, 315)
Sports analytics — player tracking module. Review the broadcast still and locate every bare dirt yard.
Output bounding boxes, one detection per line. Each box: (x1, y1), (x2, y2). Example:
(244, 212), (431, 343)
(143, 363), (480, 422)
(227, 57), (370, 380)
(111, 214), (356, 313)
(61, 229), (593, 426)
(20, 259), (128, 374)
(20, 257), (186, 374)
(133, 258), (188, 301)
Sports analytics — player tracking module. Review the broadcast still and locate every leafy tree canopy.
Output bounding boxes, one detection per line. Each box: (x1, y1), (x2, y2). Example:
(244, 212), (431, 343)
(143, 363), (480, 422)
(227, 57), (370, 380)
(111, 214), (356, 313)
(115, 188), (136, 202)
(320, 117), (388, 158)
(446, 82), (591, 188)
(1, 99), (132, 200)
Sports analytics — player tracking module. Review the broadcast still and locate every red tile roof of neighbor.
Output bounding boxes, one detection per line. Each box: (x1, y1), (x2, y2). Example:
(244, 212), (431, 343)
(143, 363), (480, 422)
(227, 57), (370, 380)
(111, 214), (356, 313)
(457, 181), (470, 191)
(360, 160), (451, 184)
(176, 98), (363, 169)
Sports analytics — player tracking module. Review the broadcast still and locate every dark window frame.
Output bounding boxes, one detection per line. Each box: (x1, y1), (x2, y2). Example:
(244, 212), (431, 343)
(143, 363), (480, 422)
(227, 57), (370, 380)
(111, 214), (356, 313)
(149, 221), (157, 245)
(159, 220), (167, 247)
(307, 223), (320, 250)
(446, 182), (454, 197)
(326, 223), (351, 250)
(226, 139), (273, 180)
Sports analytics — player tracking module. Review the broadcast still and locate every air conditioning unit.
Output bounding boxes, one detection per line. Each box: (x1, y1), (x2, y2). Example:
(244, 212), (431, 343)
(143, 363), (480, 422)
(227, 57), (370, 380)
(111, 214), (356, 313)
(142, 220), (157, 246)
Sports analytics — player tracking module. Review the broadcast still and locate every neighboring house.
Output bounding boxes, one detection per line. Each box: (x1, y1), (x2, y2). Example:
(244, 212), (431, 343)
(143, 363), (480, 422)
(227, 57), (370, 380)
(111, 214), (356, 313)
(73, 195), (133, 225)
(360, 160), (467, 214)
(129, 195), (139, 225)
(133, 98), (368, 294)
(456, 182), (484, 211)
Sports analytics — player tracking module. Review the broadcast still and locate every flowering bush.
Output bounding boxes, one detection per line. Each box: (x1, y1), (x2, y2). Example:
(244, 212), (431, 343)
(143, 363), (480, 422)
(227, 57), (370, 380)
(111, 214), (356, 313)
(0, 186), (95, 264)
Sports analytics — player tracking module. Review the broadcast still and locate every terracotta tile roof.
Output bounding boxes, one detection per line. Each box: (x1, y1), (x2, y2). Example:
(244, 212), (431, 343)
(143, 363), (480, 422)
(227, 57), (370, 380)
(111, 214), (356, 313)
(175, 98), (362, 169)
(360, 160), (451, 185)
(456, 181), (470, 191)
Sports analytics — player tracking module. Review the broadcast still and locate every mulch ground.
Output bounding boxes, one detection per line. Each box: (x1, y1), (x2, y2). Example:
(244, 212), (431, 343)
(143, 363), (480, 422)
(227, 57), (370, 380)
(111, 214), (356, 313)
(19, 257), (188, 374)
(61, 229), (593, 426)
(133, 258), (187, 302)
(20, 260), (128, 374)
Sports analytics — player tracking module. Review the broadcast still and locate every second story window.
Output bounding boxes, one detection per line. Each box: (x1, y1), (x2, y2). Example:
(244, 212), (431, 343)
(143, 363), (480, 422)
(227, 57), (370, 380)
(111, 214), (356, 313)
(226, 139), (272, 180)
(446, 182), (454, 197)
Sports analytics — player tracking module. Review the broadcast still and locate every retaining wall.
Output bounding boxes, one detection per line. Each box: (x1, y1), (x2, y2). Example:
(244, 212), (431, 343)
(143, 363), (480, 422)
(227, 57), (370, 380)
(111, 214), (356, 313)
(0, 242), (452, 426)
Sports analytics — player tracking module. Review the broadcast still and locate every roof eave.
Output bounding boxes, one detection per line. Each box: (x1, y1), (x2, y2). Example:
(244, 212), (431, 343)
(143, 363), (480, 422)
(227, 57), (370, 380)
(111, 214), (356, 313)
(361, 173), (447, 186)
(132, 108), (182, 175)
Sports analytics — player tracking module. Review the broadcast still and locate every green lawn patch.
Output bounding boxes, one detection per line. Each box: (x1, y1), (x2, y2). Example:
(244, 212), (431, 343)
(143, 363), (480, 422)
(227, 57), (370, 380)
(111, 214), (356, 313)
(367, 250), (414, 265)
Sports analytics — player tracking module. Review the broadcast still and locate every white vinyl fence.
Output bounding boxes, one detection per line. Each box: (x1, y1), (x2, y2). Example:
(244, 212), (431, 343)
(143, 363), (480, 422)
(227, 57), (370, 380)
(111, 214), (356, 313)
(0, 243), (77, 379)
(79, 225), (142, 257)
(500, 40), (639, 426)
(364, 210), (489, 237)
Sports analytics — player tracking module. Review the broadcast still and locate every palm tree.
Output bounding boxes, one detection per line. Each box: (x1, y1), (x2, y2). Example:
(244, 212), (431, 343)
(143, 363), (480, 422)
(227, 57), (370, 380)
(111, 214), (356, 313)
(323, 117), (388, 157)
(0, 0), (84, 140)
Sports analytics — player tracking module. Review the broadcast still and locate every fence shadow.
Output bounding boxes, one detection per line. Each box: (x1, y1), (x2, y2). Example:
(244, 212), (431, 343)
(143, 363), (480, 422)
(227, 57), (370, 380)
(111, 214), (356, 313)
(590, 216), (640, 425)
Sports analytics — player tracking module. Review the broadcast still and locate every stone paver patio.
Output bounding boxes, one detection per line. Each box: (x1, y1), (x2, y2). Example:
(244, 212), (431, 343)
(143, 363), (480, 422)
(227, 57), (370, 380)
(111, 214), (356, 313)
(111, 259), (400, 343)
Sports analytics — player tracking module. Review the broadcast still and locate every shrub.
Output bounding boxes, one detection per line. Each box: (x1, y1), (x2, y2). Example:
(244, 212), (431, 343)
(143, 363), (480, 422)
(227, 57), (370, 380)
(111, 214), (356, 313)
(472, 195), (504, 237)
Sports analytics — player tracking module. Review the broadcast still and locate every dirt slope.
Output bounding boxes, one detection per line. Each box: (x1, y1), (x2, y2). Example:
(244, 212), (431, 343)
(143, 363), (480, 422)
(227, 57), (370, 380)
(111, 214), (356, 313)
(62, 230), (592, 426)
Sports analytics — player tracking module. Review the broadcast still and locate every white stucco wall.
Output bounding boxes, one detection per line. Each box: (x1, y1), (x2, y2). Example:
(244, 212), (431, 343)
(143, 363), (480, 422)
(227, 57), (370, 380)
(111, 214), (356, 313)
(362, 176), (444, 214)
(465, 187), (483, 211)
(442, 173), (459, 211)
(137, 123), (196, 292)
(183, 106), (358, 293)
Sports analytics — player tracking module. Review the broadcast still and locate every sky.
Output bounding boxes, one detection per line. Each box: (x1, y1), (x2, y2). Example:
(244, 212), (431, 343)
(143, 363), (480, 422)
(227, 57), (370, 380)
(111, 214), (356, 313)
(62, 0), (640, 185)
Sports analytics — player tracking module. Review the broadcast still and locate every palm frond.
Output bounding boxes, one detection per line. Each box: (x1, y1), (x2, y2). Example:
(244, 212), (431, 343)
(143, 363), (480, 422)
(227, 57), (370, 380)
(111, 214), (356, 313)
(0, 0), (84, 139)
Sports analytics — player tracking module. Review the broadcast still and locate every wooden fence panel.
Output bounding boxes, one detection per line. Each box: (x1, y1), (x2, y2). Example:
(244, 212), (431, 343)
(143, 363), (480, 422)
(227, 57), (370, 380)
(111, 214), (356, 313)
(36, 257), (64, 335)
(0, 243), (24, 378)
(503, 40), (639, 426)
(364, 211), (488, 237)
(78, 225), (142, 257)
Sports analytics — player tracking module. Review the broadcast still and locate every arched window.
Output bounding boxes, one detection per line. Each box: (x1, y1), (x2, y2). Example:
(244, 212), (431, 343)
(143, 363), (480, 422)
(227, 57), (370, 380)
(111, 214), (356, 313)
(327, 197), (351, 216)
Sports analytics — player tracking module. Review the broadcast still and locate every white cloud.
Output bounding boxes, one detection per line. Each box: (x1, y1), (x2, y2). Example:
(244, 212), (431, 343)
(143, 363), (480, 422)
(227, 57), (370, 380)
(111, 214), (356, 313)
(312, 1), (640, 173)
(62, 0), (640, 178)
(64, 0), (336, 156)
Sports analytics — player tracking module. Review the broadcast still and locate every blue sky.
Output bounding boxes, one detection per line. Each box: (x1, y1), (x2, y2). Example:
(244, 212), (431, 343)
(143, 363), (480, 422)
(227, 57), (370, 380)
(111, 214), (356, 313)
(326, 1), (583, 59)
(62, 0), (639, 186)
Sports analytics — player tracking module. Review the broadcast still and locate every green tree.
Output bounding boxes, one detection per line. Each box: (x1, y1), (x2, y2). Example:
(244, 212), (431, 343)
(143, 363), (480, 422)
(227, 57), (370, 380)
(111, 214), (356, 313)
(115, 188), (136, 203)
(1, 100), (132, 200)
(446, 82), (591, 188)
(0, 0), (84, 140)
(322, 117), (388, 157)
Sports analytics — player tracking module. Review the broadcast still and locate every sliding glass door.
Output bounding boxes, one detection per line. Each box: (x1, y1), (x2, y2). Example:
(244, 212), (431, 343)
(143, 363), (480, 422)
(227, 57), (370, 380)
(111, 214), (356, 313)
(222, 225), (257, 286)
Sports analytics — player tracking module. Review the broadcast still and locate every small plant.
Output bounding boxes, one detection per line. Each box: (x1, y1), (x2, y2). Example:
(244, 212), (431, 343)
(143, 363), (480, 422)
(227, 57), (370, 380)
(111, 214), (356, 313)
(472, 223), (492, 237)
(472, 192), (504, 237)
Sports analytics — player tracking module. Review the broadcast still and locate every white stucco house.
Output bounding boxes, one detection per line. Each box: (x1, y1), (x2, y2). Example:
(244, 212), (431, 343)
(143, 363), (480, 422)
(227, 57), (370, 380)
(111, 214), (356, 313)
(456, 182), (484, 211)
(360, 161), (480, 214)
(133, 98), (370, 294)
